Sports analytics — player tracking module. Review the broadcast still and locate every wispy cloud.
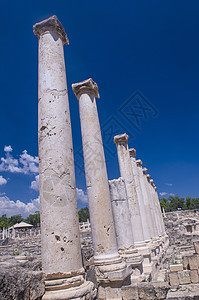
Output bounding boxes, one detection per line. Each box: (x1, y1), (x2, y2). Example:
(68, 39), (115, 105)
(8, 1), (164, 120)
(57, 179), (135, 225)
(0, 196), (40, 218)
(0, 176), (7, 186)
(165, 183), (173, 186)
(159, 192), (175, 197)
(0, 146), (39, 175)
(160, 192), (168, 196)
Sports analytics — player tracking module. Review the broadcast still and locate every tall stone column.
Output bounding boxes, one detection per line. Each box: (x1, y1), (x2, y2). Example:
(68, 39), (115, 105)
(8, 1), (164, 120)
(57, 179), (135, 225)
(34, 16), (95, 300)
(154, 185), (166, 234)
(129, 149), (151, 242)
(148, 178), (162, 237)
(108, 177), (143, 274)
(114, 134), (144, 244)
(72, 78), (131, 300)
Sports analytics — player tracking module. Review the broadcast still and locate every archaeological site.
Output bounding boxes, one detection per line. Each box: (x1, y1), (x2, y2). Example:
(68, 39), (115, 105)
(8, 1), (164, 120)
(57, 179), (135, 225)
(1, 15), (199, 300)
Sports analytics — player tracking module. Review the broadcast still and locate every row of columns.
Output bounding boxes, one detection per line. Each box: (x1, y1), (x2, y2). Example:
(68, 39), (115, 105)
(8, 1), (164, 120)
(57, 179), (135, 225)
(34, 15), (168, 300)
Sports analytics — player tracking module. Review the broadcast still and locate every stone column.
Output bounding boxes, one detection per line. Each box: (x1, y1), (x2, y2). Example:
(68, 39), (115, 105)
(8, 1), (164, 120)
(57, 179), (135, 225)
(34, 16), (95, 300)
(114, 134), (144, 244)
(149, 179), (162, 237)
(128, 149), (155, 274)
(154, 185), (169, 248)
(162, 205), (166, 218)
(154, 185), (166, 234)
(72, 78), (131, 300)
(109, 177), (143, 274)
(145, 174), (161, 257)
(129, 149), (151, 242)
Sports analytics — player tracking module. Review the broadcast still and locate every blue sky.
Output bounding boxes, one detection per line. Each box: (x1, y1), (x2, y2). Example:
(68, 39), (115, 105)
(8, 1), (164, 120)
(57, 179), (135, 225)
(0, 0), (199, 217)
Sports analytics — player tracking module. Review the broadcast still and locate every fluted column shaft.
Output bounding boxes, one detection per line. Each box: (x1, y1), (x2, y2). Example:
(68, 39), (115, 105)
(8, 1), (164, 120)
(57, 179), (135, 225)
(114, 134), (144, 243)
(72, 79), (130, 290)
(129, 150), (151, 242)
(34, 16), (95, 300)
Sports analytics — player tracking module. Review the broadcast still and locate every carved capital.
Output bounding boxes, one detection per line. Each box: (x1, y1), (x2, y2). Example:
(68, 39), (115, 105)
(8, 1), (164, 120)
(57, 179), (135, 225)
(150, 179), (154, 186)
(72, 78), (99, 99)
(129, 148), (136, 158)
(114, 133), (129, 145)
(136, 159), (142, 167)
(33, 15), (69, 45)
(142, 167), (148, 174)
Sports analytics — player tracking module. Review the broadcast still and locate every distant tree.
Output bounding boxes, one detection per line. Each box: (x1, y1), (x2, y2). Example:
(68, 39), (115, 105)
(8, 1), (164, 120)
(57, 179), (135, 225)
(160, 197), (170, 212)
(78, 207), (89, 222)
(0, 214), (10, 229)
(168, 195), (185, 211)
(25, 212), (40, 227)
(190, 198), (199, 209)
(185, 196), (191, 210)
(9, 215), (24, 226)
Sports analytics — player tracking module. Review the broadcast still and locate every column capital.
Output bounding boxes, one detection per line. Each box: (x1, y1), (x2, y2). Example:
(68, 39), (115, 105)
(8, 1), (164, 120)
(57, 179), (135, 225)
(114, 133), (129, 145)
(142, 167), (148, 174)
(136, 159), (142, 167)
(33, 15), (69, 45)
(150, 179), (154, 185)
(72, 78), (100, 99)
(129, 148), (136, 158)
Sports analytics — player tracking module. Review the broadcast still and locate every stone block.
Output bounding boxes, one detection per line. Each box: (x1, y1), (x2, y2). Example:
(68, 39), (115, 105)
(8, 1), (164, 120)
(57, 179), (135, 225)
(178, 270), (191, 285)
(188, 255), (198, 270)
(170, 264), (183, 272)
(169, 272), (179, 286)
(121, 284), (139, 300)
(194, 241), (199, 254)
(190, 269), (199, 283)
(182, 256), (189, 269)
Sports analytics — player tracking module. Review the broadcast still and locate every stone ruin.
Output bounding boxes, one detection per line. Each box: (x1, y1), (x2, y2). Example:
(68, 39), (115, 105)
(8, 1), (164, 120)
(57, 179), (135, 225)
(0, 15), (199, 300)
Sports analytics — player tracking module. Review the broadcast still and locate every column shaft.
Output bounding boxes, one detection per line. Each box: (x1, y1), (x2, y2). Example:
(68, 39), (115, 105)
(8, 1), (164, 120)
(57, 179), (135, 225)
(114, 134), (144, 243)
(34, 16), (95, 300)
(72, 79), (131, 293)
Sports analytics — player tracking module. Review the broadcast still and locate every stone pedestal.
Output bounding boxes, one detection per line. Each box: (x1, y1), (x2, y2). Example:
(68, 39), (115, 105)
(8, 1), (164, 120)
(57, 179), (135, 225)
(34, 16), (95, 300)
(72, 78), (131, 299)
(109, 177), (143, 273)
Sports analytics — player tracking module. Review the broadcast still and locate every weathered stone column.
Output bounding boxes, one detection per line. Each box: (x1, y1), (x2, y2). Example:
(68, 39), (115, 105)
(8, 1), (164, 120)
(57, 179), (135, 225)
(154, 185), (166, 234)
(128, 149), (156, 273)
(34, 16), (95, 300)
(72, 78), (131, 299)
(149, 178), (162, 237)
(129, 149), (151, 242)
(109, 177), (143, 274)
(114, 134), (144, 244)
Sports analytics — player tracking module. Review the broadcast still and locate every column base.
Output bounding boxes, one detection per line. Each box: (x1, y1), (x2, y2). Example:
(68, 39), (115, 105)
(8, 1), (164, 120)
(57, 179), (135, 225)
(42, 268), (96, 300)
(118, 246), (143, 268)
(95, 253), (132, 300)
(135, 242), (154, 275)
(94, 252), (132, 284)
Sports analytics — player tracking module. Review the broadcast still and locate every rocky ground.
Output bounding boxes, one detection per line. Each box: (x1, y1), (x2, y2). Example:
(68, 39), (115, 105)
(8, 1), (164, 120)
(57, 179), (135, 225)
(1, 210), (199, 299)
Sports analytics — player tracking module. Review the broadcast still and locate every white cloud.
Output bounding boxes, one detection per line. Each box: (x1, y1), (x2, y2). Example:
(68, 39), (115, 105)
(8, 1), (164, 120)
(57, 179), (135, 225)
(0, 146), (39, 175)
(159, 192), (175, 197)
(31, 175), (39, 191)
(76, 188), (88, 204)
(4, 145), (13, 152)
(0, 196), (40, 218)
(165, 183), (173, 186)
(159, 192), (168, 196)
(0, 176), (7, 186)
